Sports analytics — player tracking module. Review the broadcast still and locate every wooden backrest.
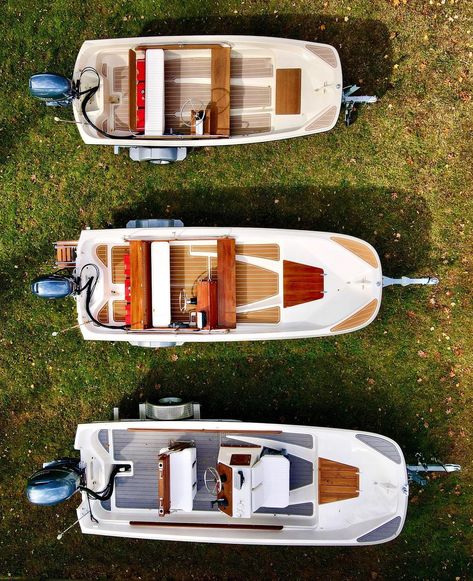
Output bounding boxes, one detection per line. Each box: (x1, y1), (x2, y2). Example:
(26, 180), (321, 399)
(157, 453), (170, 516)
(210, 47), (231, 136)
(129, 240), (152, 329)
(217, 238), (236, 328)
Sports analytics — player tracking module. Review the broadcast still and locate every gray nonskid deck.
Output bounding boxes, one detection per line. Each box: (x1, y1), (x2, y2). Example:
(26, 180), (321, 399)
(102, 429), (314, 516)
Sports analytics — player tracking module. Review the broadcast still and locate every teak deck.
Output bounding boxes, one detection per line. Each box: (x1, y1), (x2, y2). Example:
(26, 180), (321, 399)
(275, 68), (302, 115)
(318, 458), (359, 505)
(283, 260), (324, 308)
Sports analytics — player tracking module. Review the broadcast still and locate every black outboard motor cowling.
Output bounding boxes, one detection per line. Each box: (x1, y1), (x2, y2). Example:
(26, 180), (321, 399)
(29, 73), (75, 106)
(31, 274), (76, 299)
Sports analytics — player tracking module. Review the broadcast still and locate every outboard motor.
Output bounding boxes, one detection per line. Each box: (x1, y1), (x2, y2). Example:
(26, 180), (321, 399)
(31, 274), (77, 299)
(26, 459), (81, 506)
(29, 73), (75, 106)
(27, 459), (131, 507)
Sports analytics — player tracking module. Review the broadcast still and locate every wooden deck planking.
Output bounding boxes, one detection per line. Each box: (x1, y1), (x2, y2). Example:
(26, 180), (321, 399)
(113, 300), (127, 322)
(318, 458), (359, 504)
(330, 299), (378, 333)
(236, 307), (280, 324)
(96, 244), (108, 267)
(170, 245), (279, 322)
(191, 243), (279, 261)
(275, 69), (302, 115)
(97, 303), (109, 324)
(283, 260), (324, 308)
(111, 246), (129, 284)
(330, 236), (378, 268)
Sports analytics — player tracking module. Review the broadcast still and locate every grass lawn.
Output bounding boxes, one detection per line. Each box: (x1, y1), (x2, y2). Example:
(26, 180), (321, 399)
(0, 0), (472, 579)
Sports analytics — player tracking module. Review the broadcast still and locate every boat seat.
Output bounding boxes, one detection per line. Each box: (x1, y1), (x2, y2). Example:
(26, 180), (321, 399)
(151, 242), (171, 327)
(145, 49), (165, 136)
(251, 455), (290, 511)
(169, 447), (197, 512)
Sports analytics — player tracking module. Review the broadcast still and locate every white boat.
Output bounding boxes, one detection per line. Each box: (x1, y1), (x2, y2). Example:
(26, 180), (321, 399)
(32, 223), (437, 347)
(26, 407), (410, 546)
(29, 35), (375, 163)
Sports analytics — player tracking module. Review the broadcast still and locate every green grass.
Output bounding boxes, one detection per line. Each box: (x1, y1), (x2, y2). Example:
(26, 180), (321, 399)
(0, 0), (472, 579)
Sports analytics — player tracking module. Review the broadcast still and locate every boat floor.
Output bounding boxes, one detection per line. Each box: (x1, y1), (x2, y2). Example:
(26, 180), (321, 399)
(98, 429), (314, 516)
(106, 54), (274, 136)
(97, 241), (282, 326)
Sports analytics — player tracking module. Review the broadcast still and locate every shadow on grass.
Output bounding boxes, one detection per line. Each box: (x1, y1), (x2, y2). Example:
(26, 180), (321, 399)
(116, 344), (433, 459)
(112, 185), (433, 275)
(141, 14), (393, 97)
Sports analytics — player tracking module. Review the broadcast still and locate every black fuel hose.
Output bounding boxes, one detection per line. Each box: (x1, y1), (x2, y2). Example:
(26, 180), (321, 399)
(81, 275), (128, 330)
(80, 464), (129, 501)
(79, 67), (137, 140)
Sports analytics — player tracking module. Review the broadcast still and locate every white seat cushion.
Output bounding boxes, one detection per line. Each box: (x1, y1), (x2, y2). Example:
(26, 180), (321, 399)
(145, 49), (165, 136)
(251, 455), (290, 511)
(169, 448), (197, 512)
(151, 242), (171, 327)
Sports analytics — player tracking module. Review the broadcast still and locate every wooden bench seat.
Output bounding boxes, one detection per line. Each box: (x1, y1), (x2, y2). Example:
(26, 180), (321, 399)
(129, 240), (152, 330)
(210, 47), (231, 136)
(217, 238), (236, 328)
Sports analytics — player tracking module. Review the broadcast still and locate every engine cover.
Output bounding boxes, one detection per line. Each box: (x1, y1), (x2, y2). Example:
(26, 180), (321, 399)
(29, 73), (74, 106)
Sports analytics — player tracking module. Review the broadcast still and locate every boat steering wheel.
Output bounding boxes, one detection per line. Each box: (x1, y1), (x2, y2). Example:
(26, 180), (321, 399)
(179, 98), (206, 128)
(204, 467), (222, 496)
(179, 289), (188, 313)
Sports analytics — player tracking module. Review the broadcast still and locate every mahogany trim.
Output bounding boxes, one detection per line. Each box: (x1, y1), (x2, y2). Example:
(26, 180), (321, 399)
(217, 238), (236, 328)
(210, 47), (231, 136)
(130, 521), (283, 530)
(217, 462), (233, 516)
(283, 260), (324, 308)
(157, 453), (170, 516)
(230, 454), (252, 466)
(128, 428), (283, 434)
(129, 240), (152, 329)
(134, 43), (228, 51)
